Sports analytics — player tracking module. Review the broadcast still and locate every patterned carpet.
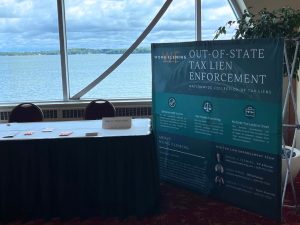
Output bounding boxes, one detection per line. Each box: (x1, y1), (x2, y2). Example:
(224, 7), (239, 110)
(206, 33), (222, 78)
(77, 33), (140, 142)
(3, 178), (300, 225)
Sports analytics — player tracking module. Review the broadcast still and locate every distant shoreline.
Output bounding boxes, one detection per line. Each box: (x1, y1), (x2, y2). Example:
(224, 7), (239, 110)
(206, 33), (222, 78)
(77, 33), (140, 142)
(0, 47), (151, 56)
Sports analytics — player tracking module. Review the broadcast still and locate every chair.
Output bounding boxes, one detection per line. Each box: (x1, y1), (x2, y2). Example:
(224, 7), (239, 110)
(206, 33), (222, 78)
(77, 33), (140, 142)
(9, 103), (44, 123)
(84, 99), (116, 120)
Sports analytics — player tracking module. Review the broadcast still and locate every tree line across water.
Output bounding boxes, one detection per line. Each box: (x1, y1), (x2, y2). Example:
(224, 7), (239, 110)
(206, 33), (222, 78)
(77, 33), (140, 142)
(0, 47), (151, 56)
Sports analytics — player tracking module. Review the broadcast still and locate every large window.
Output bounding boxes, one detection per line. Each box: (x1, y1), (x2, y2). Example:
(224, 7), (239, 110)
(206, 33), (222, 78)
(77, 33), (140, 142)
(65, 0), (195, 100)
(202, 0), (237, 40)
(0, 0), (236, 103)
(0, 0), (62, 103)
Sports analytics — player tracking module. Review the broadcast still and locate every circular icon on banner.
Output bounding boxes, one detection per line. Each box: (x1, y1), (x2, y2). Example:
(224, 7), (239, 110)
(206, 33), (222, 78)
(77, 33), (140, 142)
(168, 97), (176, 108)
(203, 101), (213, 113)
(215, 176), (224, 186)
(244, 105), (256, 119)
(215, 152), (224, 174)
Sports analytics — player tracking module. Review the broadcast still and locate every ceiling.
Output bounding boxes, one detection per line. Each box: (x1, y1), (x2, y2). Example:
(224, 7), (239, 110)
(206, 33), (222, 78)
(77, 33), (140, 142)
(229, 0), (300, 18)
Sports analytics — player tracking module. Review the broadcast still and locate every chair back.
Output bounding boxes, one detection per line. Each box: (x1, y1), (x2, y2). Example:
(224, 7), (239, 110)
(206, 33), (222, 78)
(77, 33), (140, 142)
(9, 103), (44, 123)
(84, 99), (116, 120)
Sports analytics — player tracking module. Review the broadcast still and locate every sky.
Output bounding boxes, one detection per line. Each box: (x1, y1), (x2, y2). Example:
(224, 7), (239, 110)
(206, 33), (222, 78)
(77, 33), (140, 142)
(0, 0), (236, 52)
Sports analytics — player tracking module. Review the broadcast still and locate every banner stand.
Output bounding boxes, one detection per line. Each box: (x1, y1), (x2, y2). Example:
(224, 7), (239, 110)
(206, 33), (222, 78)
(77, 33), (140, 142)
(152, 39), (284, 221)
(282, 38), (300, 216)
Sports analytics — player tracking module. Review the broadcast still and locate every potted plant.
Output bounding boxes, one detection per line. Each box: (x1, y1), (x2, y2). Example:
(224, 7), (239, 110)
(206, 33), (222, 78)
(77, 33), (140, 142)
(214, 7), (300, 183)
(214, 7), (300, 78)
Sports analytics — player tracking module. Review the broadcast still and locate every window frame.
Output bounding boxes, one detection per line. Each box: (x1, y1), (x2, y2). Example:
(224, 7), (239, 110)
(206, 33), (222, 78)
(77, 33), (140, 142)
(0, 0), (238, 104)
(57, 0), (202, 101)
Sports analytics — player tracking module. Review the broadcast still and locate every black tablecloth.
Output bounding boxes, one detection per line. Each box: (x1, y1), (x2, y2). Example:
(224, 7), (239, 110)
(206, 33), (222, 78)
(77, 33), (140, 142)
(0, 133), (159, 222)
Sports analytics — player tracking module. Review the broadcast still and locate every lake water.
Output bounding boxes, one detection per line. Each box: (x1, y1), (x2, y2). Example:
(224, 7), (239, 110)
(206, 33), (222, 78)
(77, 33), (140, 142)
(0, 53), (152, 103)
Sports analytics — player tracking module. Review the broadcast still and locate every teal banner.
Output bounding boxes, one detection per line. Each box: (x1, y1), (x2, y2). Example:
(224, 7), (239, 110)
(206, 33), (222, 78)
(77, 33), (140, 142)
(152, 39), (283, 221)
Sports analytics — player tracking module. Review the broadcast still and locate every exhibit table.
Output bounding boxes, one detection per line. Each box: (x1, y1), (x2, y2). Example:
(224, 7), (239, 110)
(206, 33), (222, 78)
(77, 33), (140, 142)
(0, 119), (159, 222)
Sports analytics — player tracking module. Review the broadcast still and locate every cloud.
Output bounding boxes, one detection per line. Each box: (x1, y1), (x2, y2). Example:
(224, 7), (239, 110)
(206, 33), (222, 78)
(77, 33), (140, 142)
(0, 0), (236, 51)
(0, 0), (33, 18)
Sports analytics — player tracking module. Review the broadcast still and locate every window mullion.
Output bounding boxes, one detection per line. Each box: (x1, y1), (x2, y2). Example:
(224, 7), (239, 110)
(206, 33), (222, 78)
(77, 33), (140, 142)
(195, 0), (201, 41)
(57, 0), (70, 101)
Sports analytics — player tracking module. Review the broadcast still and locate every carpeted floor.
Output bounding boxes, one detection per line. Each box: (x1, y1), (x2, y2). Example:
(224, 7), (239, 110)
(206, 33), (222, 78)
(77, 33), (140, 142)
(3, 177), (300, 225)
